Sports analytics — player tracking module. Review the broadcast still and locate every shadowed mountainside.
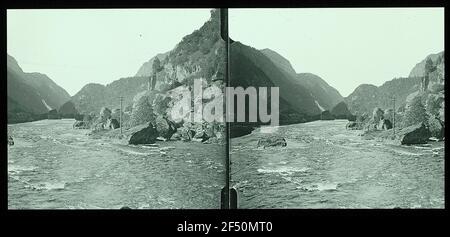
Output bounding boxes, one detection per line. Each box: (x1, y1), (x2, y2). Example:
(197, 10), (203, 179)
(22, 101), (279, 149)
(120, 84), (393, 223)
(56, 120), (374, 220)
(7, 54), (71, 123)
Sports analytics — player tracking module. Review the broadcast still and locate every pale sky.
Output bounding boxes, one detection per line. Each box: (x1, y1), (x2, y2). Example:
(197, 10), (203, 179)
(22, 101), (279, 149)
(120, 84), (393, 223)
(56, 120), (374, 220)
(7, 9), (211, 95)
(230, 8), (444, 97)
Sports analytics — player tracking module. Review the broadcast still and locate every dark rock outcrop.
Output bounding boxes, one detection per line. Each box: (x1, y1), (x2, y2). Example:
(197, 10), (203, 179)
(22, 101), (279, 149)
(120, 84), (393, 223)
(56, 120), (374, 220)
(129, 123), (158, 145)
(257, 136), (287, 148)
(73, 121), (90, 129)
(346, 121), (363, 130)
(230, 125), (254, 138)
(397, 122), (431, 145)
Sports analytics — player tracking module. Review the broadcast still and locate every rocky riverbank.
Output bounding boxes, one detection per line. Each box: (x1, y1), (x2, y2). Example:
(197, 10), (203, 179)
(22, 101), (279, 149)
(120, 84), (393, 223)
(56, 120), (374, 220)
(360, 122), (442, 145)
(8, 119), (225, 209)
(87, 119), (225, 146)
(231, 120), (444, 208)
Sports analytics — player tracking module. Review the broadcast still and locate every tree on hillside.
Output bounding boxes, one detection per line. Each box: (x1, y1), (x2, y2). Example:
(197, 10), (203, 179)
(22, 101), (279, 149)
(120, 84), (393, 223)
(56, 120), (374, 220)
(149, 57), (162, 90)
(131, 92), (156, 126)
(425, 58), (435, 75)
(422, 58), (434, 91)
(383, 108), (394, 122)
(152, 94), (171, 116)
(426, 93), (444, 119)
(152, 57), (161, 72)
(372, 107), (384, 123)
(403, 95), (428, 127)
(111, 108), (121, 120)
(100, 107), (112, 122)
(426, 93), (445, 138)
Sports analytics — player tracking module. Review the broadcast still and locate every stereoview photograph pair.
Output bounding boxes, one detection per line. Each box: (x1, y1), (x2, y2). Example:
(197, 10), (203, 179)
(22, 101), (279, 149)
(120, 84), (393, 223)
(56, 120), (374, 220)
(7, 8), (444, 209)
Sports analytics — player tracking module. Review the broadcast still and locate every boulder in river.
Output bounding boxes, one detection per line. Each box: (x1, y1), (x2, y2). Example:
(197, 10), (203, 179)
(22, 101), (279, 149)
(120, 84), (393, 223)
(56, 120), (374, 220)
(257, 136), (287, 148)
(346, 121), (363, 130)
(73, 121), (89, 129)
(177, 126), (195, 141)
(193, 127), (209, 142)
(129, 123), (158, 145)
(170, 132), (182, 141)
(397, 122), (431, 145)
(230, 125), (254, 138)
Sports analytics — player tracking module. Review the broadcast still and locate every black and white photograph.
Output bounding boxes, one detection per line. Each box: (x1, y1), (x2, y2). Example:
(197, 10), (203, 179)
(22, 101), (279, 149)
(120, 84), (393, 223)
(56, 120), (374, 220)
(5, 6), (446, 212)
(7, 9), (226, 209)
(229, 8), (445, 209)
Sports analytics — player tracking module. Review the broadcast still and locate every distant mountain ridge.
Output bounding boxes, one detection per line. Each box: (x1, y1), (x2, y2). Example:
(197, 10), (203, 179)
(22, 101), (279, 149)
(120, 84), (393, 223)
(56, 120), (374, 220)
(7, 54), (71, 120)
(260, 48), (344, 111)
(231, 42), (320, 120)
(345, 51), (444, 116)
(73, 15), (345, 126)
(70, 10), (347, 128)
(71, 78), (148, 115)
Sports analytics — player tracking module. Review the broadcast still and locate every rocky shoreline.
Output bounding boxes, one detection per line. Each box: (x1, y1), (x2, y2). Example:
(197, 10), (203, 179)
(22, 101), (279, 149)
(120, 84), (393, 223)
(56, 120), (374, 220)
(360, 122), (443, 145)
(85, 119), (226, 147)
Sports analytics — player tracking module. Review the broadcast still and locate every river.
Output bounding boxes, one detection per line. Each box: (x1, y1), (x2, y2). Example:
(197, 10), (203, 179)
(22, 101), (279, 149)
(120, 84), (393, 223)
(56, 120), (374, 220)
(231, 120), (445, 208)
(8, 119), (225, 209)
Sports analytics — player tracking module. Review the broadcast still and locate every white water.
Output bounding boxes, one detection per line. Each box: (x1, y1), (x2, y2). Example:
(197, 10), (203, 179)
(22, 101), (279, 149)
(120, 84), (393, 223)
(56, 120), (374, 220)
(231, 120), (445, 209)
(8, 119), (225, 209)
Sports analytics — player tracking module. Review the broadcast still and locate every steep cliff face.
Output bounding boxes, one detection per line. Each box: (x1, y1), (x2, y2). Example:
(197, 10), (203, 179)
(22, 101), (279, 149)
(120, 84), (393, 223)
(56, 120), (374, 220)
(409, 51), (444, 78)
(7, 54), (71, 115)
(155, 9), (225, 88)
(71, 9), (225, 116)
(135, 52), (170, 77)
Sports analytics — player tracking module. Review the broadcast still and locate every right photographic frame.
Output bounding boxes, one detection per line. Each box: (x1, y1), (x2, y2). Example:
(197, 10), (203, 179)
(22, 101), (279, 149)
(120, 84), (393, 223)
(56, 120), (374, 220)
(228, 8), (445, 209)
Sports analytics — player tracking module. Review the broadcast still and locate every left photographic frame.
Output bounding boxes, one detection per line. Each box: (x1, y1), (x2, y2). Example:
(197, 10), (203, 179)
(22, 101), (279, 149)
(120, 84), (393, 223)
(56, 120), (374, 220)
(6, 8), (227, 209)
